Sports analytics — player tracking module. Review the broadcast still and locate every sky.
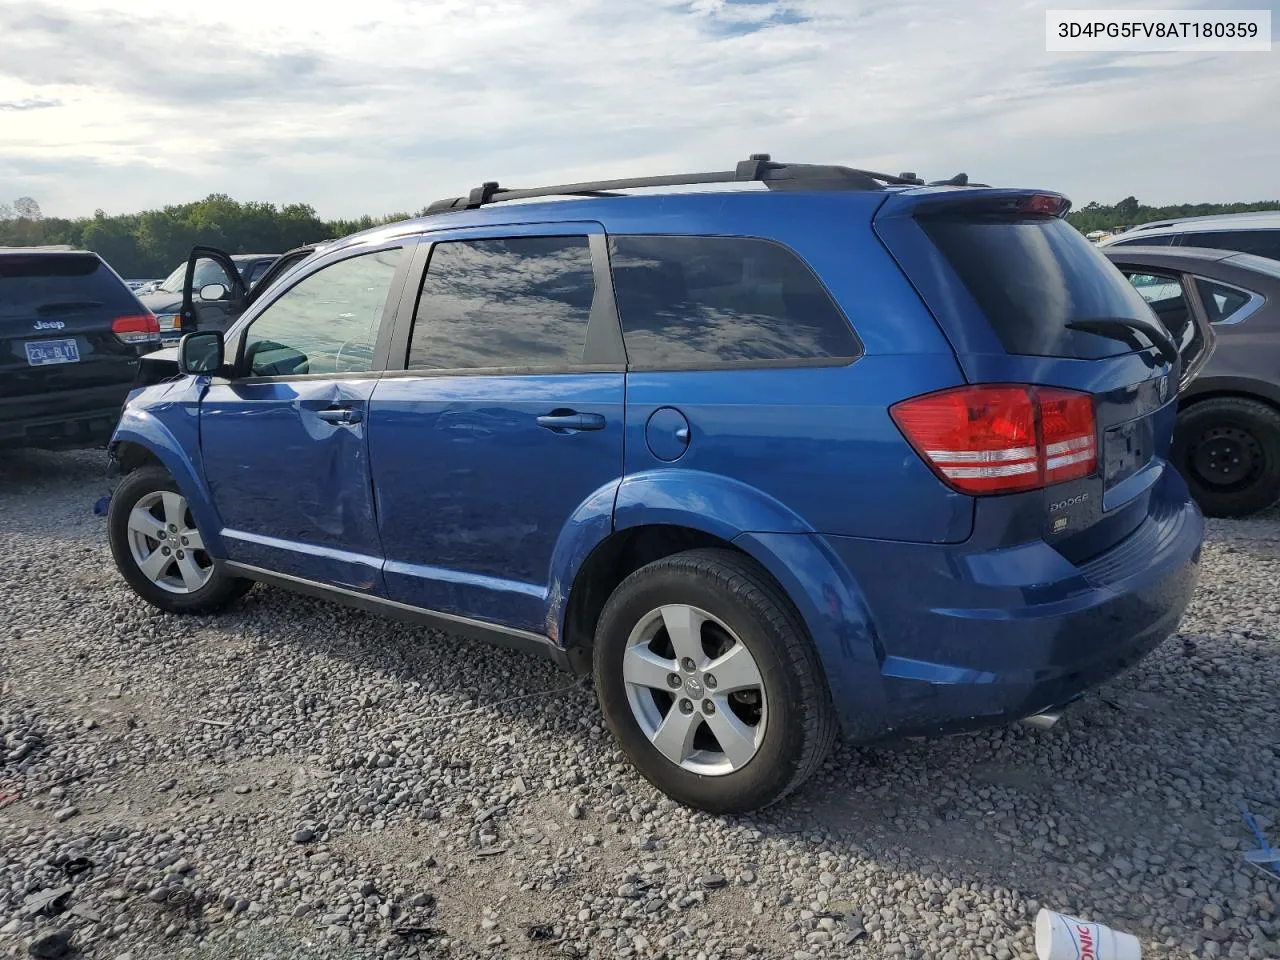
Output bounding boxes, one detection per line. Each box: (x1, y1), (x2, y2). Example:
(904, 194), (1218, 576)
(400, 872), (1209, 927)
(0, 0), (1277, 220)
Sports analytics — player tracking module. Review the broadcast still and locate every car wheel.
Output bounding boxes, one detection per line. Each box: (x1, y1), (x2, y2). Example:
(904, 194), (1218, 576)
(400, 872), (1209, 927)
(107, 465), (250, 614)
(1174, 397), (1280, 518)
(593, 548), (837, 813)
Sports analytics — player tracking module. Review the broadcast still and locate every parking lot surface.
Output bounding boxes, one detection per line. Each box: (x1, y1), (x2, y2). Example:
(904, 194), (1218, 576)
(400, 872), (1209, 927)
(2, 449), (1278, 960)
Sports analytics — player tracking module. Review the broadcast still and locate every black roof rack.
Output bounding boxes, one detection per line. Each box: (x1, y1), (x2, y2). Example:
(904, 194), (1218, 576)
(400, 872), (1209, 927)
(424, 154), (969, 215)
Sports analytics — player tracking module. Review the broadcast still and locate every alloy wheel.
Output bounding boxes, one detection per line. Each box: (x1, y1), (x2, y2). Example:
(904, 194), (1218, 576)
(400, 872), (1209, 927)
(622, 604), (767, 776)
(125, 490), (213, 594)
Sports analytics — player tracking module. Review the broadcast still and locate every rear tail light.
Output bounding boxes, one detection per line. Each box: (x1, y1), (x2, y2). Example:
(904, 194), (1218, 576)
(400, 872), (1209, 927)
(112, 313), (161, 345)
(1038, 388), (1098, 485)
(891, 384), (1097, 495)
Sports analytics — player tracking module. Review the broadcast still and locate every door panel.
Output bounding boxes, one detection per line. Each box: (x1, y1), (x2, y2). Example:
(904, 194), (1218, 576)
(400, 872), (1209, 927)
(369, 373), (625, 631)
(201, 378), (383, 589)
(198, 244), (412, 591)
(368, 223), (625, 633)
(180, 246), (248, 336)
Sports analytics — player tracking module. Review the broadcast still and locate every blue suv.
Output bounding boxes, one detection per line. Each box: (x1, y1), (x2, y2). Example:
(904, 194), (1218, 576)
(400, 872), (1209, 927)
(105, 156), (1204, 812)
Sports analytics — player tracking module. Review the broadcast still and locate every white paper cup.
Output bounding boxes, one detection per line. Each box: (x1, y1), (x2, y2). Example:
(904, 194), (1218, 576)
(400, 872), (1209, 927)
(1035, 908), (1141, 960)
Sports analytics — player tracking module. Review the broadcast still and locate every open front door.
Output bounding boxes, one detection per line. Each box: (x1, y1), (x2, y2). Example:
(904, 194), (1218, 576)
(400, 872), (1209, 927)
(179, 246), (249, 336)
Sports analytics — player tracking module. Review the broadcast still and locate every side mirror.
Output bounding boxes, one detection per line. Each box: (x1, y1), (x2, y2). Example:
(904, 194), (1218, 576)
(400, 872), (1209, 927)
(199, 282), (229, 301)
(178, 331), (224, 376)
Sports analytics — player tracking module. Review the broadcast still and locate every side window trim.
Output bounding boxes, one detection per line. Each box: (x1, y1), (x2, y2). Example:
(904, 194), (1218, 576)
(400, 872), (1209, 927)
(383, 223), (625, 376)
(1191, 275), (1266, 326)
(225, 241), (415, 383)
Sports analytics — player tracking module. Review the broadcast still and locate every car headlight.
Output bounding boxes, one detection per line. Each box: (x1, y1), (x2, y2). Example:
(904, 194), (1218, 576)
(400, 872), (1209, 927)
(155, 313), (181, 333)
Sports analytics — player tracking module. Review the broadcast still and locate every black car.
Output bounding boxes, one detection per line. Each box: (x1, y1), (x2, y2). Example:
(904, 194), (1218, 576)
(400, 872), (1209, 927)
(1106, 245), (1280, 516)
(1, 248), (160, 450)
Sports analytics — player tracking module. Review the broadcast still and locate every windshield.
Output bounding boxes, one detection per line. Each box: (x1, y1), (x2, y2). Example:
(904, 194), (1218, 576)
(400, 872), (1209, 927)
(155, 264), (185, 293)
(155, 258), (237, 294)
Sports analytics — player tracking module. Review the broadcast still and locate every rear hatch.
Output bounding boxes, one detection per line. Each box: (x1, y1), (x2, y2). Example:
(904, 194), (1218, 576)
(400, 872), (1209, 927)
(875, 189), (1181, 560)
(0, 252), (159, 417)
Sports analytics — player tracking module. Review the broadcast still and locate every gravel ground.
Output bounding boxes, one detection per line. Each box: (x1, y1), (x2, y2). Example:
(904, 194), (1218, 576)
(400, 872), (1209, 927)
(1, 448), (1278, 960)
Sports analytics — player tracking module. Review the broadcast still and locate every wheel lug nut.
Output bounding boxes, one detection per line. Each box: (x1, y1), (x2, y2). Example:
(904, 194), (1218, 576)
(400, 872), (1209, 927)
(181, 537), (189, 546)
(679, 699), (693, 715)
(667, 673), (682, 689)
(169, 523), (178, 532)
(161, 547), (170, 555)
(702, 699), (716, 715)
(176, 551), (185, 560)
(680, 658), (696, 673)
(704, 674), (718, 689)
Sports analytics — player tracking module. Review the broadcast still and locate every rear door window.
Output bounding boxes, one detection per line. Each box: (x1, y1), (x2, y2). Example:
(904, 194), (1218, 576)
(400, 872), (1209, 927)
(608, 235), (858, 368)
(919, 216), (1162, 359)
(1121, 271), (1205, 375)
(0, 253), (138, 320)
(1179, 229), (1280, 260)
(407, 236), (596, 371)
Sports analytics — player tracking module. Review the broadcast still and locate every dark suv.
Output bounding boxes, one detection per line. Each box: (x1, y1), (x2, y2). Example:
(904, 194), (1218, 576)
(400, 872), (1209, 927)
(1, 248), (159, 450)
(105, 157), (1204, 812)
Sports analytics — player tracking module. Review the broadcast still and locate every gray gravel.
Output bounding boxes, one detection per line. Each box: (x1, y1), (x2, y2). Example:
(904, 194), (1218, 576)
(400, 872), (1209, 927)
(2, 448), (1278, 960)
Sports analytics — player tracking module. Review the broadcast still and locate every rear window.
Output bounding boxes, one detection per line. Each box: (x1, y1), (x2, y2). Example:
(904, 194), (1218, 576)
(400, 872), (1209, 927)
(919, 216), (1161, 359)
(609, 236), (859, 368)
(0, 253), (138, 318)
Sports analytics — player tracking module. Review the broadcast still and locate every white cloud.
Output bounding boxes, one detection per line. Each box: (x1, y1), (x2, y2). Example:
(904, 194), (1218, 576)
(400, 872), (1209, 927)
(0, 0), (1277, 218)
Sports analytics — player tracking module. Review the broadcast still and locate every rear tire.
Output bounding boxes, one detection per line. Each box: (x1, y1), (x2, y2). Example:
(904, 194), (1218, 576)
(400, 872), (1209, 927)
(1174, 397), (1280, 518)
(593, 548), (837, 813)
(107, 465), (250, 614)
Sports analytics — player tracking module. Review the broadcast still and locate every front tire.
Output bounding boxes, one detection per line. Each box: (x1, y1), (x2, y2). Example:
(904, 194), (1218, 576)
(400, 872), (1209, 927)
(593, 548), (837, 813)
(1174, 397), (1280, 518)
(107, 465), (250, 614)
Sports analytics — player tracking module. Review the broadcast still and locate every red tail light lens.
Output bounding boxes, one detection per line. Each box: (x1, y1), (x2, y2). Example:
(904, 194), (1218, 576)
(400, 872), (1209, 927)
(891, 385), (1097, 495)
(1038, 388), (1098, 485)
(112, 313), (160, 345)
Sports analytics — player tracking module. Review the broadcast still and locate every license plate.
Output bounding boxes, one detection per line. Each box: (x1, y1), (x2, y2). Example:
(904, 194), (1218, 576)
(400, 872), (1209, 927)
(25, 338), (80, 366)
(1104, 416), (1155, 488)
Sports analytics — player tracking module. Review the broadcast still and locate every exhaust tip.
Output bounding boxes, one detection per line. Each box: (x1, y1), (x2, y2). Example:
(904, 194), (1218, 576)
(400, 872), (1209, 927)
(1020, 708), (1064, 731)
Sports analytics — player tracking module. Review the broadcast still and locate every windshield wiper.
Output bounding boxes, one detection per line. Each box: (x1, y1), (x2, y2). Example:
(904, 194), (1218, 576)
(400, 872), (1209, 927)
(1066, 317), (1179, 365)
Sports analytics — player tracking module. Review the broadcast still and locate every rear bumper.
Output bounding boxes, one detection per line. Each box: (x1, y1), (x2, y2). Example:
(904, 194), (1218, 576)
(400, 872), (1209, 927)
(0, 384), (129, 449)
(821, 465), (1203, 738)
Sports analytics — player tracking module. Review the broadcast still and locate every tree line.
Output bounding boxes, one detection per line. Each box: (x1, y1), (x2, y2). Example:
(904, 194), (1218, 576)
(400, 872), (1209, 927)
(1067, 196), (1280, 235)
(3, 192), (1279, 278)
(0, 195), (418, 278)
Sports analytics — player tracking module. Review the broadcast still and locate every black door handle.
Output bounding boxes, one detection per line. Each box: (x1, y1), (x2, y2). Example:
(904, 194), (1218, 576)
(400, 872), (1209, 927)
(317, 407), (362, 425)
(536, 411), (606, 432)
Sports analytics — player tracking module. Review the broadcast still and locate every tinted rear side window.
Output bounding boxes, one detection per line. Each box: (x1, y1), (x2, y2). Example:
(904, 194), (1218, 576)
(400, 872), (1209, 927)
(1196, 280), (1254, 323)
(0, 253), (138, 319)
(609, 236), (858, 368)
(919, 217), (1159, 359)
(1180, 230), (1280, 260)
(408, 237), (595, 370)
(1111, 234), (1175, 246)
